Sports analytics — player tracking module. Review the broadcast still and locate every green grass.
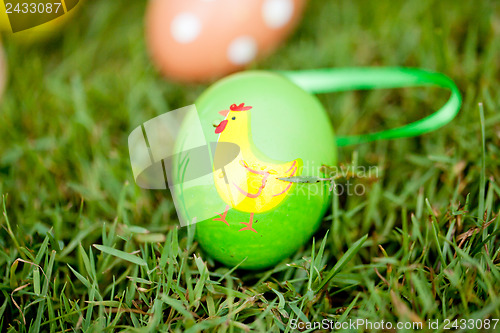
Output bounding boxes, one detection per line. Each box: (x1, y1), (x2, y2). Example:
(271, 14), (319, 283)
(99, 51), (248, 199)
(1, 0), (499, 331)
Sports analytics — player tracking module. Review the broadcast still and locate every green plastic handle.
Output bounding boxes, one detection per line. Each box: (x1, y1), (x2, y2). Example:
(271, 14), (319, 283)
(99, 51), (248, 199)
(279, 67), (462, 147)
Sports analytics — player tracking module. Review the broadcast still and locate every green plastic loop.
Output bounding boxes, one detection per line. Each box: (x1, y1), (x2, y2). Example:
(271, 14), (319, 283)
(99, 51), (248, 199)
(279, 67), (462, 147)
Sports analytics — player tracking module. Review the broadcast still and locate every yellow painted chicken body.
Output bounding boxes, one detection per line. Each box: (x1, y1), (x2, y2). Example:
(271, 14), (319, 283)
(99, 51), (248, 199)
(212, 103), (301, 232)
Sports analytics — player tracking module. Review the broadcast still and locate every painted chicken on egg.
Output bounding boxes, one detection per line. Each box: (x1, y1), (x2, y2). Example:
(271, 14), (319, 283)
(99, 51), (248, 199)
(212, 103), (301, 233)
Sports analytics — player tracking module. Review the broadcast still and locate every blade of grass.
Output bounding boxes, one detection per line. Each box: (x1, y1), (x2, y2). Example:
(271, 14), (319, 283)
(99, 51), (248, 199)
(315, 234), (368, 292)
(93, 244), (147, 266)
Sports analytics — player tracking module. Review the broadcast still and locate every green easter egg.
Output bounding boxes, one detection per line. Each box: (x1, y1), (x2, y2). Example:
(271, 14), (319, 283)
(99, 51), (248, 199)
(173, 71), (336, 269)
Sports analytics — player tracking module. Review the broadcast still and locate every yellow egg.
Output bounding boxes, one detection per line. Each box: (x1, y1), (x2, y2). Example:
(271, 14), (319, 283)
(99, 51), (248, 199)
(0, 40), (6, 101)
(0, 0), (82, 43)
(0, 3), (11, 31)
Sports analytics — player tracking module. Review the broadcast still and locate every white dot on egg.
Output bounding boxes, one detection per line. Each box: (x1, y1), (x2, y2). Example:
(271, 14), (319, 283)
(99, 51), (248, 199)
(227, 36), (258, 65)
(170, 12), (202, 44)
(262, 0), (294, 29)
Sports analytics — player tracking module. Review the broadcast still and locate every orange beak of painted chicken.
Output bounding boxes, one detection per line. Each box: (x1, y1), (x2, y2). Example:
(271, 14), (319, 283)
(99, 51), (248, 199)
(215, 110), (228, 134)
(214, 103), (252, 134)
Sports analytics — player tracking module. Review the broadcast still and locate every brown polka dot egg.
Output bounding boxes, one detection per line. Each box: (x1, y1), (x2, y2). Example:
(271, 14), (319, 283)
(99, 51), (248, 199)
(145, 0), (306, 82)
